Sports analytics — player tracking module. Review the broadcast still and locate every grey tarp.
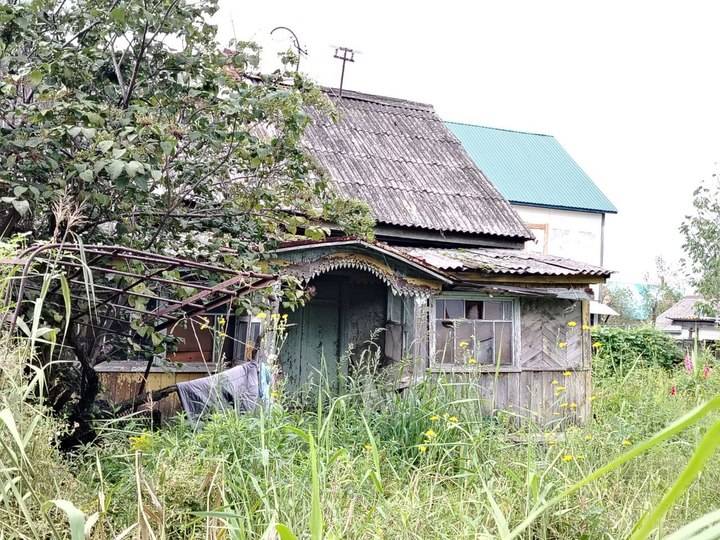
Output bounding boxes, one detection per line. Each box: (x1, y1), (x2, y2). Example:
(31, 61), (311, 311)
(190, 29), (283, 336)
(177, 362), (259, 425)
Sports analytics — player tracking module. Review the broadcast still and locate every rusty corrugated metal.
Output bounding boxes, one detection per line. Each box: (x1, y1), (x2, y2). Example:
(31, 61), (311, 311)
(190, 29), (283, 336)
(303, 89), (532, 240)
(394, 246), (612, 278)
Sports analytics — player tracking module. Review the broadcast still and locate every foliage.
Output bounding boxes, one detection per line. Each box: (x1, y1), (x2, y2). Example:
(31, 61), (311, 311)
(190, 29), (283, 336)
(602, 284), (642, 325)
(638, 256), (684, 324)
(3, 319), (720, 538)
(592, 325), (682, 374)
(0, 0), (372, 255)
(681, 175), (720, 317)
(0, 0), (375, 433)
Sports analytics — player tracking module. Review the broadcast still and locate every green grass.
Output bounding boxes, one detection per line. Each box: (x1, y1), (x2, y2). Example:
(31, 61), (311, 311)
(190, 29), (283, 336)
(2, 333), (720, 539)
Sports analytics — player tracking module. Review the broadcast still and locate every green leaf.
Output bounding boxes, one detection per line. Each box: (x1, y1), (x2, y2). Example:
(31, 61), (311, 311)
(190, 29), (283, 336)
(160, 140), (175, 156)
(125, 160), (144, 177)
(13, 186), (27, 197)
(28, 69), (43, 86)
(50, 499), (87, 540)
(97, 140), (114, 153)
(106, 160), (125, 180)
(275, 524), (298, 540)
(11, 199), (30, 216)
(110, 6), (126, 24)
(79, 170), (93, 183)
(85, 112), (104, 126)
(150, 332), (164, 347)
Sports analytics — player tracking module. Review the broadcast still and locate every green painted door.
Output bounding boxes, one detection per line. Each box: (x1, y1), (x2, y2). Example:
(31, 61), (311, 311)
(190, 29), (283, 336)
(280, 279), (341, 392)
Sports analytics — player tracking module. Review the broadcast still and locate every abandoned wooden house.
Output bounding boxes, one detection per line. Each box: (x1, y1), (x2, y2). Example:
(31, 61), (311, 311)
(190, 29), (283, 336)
(96, 88), (612, 423)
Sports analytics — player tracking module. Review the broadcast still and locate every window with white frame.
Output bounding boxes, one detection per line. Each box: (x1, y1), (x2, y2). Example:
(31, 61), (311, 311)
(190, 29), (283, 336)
(433, 298), (515, 367)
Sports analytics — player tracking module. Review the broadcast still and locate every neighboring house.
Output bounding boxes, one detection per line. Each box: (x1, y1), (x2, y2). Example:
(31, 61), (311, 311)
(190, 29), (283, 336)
(445, 122), (617, 266)
(98, 89), (612, 424)
(656, 296), (720, 344)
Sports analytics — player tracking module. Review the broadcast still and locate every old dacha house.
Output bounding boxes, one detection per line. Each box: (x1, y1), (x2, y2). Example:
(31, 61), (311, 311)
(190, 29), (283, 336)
(99, 88), (612, 424)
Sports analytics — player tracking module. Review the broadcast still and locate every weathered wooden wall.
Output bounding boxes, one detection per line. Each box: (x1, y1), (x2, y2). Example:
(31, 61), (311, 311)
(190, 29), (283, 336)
(428, 370), (590, 425)
(427, 298), (592, 425)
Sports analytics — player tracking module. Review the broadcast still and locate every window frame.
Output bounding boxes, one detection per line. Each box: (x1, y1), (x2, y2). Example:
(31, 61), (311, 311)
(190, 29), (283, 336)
(429, 293), (521, 372)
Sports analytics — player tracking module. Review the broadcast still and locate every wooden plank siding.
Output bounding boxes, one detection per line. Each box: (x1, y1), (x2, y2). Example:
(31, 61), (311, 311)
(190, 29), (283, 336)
(426, 298), (592, 425)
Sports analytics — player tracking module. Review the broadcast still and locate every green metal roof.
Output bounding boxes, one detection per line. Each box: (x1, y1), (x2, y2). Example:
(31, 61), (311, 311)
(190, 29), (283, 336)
(446, 122), (617, 214)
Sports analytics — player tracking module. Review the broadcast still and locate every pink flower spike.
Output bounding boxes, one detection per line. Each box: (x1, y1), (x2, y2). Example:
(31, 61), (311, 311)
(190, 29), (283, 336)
(703, 365), (712, 379)
(684, 353), (694, 374)
(670, 385), (677, 396)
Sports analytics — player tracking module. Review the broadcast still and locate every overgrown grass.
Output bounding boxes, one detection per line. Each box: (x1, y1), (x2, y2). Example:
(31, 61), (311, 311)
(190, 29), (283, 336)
(2, 331), (720, 539)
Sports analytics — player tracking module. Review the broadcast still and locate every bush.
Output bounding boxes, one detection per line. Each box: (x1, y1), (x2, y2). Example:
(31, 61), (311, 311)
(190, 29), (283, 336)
(592, 325), (682, 373)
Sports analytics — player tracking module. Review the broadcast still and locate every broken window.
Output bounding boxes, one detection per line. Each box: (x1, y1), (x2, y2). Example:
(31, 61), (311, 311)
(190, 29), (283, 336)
(433, 298), (515, 367)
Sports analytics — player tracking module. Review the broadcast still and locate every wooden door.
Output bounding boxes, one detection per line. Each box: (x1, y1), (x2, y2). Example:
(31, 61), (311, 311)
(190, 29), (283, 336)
(280, 280), (341, 392)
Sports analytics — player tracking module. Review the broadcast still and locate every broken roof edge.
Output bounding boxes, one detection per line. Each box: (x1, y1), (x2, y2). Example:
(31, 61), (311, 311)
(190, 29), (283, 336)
(273, 238), (612, 282)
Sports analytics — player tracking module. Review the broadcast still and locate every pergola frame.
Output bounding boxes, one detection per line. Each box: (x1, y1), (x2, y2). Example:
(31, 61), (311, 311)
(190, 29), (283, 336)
(1, 243), (276, 396)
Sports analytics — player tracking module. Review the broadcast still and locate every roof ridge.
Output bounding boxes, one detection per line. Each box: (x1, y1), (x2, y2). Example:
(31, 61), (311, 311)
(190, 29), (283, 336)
(322, 86), (433, 112)
(445, 120), (554, 138)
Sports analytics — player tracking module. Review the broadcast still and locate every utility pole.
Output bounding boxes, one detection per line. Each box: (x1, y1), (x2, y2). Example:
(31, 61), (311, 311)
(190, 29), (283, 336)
(333, 46), (355, 97)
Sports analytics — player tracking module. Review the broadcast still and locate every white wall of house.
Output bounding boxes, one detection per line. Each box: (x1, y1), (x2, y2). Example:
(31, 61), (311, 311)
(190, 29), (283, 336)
(512, 204), (604, 266)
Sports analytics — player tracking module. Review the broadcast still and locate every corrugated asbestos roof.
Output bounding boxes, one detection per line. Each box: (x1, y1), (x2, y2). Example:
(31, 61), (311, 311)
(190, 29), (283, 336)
(394, 246), (611, 278)
(445, 122), (617, 214)
(302, 89), (533, 240)
(657, 296), (715, 324)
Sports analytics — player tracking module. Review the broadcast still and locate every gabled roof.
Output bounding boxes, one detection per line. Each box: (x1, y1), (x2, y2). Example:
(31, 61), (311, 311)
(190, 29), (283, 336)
(445, 122), (617, 214)
(302, 89), (533, 241)
(657, 296), (716, 326)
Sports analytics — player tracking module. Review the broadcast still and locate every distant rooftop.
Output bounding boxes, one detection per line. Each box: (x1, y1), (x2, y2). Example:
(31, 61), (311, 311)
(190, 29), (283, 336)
(446, 122), (617, 214)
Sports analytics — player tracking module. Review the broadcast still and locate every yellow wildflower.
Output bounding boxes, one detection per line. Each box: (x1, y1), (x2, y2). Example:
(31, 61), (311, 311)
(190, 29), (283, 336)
(271, 313), (280, 321)
(256, 312), (267, 320)
(567, 321), (577, 328)
(447, 416), (459, 425)
(582, 324), (591, 331)
(459, 341), (469, 349)
(418, 444), (428, 453)
(622, 439), (632, 447)
(430, 415), (440, 422)
(270, 390), (279, 400)
(569, 402), (577, 409)
(282, 313), (288, 320)
(129, 433), (153, 452)
(200, 317), (209, 330)
(218, 332), (227, 339)
(561, 454), (574, 462)
(424, 429), (437, 440)
(585, 434), (593, 441)
(592, 341), (603, 349)
(558, 341), (567, 349)
(467, 357), (477, 365)
(218, 316), (226, 327)
(563, 370), (572, 377)
(590, 395), (597, 401)
(364, 443), (372, 452)
(559, 402), (569, 409)
(551, 379), (559, 385)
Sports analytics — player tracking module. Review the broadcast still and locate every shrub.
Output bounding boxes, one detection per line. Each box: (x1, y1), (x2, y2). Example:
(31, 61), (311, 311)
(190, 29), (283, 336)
(592, 325), (682, 373)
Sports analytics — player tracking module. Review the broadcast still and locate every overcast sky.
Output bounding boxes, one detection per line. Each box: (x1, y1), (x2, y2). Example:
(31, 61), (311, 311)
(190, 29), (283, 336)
(215, 0), (720, 285)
